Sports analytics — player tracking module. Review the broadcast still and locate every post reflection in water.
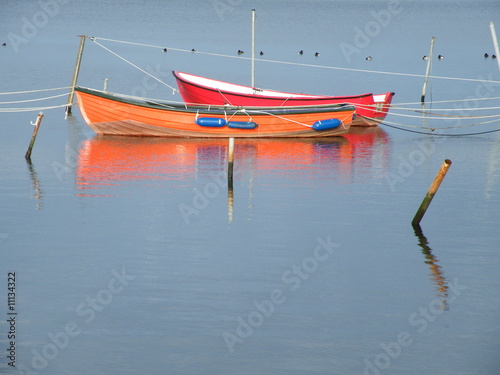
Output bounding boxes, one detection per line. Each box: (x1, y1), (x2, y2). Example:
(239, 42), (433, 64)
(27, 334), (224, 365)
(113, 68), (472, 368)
(27, 161), (43, 210)
(414, 225), (449, 310)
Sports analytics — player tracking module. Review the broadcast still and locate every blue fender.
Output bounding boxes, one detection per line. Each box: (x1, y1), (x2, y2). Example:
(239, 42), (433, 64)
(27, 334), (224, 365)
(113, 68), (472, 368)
(312, 118), (342, 131)
(196, 117), (227, 127)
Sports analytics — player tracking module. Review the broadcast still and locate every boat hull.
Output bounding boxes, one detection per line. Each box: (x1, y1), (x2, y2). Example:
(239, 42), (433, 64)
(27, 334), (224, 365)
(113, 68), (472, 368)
(75, 87), (355, 138)
(173, 71), (394, 126)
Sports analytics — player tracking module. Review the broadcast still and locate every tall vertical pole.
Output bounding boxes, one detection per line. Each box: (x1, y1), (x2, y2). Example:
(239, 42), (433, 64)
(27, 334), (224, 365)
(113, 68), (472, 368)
(421, 37), (435, 103)
(251, 9), (256, 87)
(66, 35), (86, 115)
(489, 22), (500, 72)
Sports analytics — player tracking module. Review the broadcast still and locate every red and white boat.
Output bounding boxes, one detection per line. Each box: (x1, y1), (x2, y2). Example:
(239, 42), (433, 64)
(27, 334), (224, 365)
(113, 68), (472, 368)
(173, 71), (395, 126)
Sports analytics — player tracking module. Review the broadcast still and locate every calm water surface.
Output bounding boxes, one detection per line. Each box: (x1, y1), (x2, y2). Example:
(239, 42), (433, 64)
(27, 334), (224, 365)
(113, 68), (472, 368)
(1, 1), (500, 374)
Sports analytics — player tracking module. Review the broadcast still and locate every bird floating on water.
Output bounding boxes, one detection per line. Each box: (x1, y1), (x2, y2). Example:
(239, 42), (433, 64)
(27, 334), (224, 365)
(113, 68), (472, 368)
(365, 56), (372, 61)
(484, 53), (489, 58)
(259, 51), (264, 56)
(422, 55), (429, 60)
(1, 43), (6, 47)
(162, 48), (167, 52)
(438, 54), (444, 59)
(314, 52), (320, 57)
(191, 48), (196, 52)
(493, 55), (497, 59)
(298, 50), (303, 55)
(237, 50), (244, 55)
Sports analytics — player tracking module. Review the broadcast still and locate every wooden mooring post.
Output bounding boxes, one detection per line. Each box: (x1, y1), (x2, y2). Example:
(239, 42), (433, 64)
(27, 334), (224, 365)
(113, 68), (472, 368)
(412, 159), (452, 227)
(25, 112), (44, 161)
(66, 35), (86, 115)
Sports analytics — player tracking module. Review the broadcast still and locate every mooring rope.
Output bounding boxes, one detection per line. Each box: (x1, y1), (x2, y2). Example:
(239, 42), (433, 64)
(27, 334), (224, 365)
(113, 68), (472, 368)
(245, 109), (313, 128)
(0, 104), (68, 113)
(390, 103), (500, 112)
(383, 109), (500, 120)
(89, 38), (178, 93)
(244, 109), (352, 129)
(0, 87), (70, 95)
(0, 93), (68, 104)
(378, 121), (500, 136)
(407, 110), (500, 118)
(226, 109), (252, 123)
(89, 36), (500, 85)
(367, 114), (500, 130)
(394, 96), (500, 106)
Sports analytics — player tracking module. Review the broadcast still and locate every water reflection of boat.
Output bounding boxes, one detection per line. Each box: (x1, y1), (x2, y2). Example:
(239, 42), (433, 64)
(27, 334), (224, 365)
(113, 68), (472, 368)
(75, 127), (390, 193)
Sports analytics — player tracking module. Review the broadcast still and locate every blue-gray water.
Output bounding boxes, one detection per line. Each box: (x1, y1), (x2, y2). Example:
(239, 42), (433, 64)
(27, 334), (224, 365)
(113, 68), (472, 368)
(1, 1), (500, 374)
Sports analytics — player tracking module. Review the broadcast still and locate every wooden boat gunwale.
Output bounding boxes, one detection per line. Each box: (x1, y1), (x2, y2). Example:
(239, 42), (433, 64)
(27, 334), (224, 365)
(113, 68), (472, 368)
(75, 86), (356, 116)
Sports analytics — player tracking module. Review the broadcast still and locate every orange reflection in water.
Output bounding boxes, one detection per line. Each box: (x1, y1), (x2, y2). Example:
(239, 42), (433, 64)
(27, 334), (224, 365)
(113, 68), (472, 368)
(76, 127), (390, 195)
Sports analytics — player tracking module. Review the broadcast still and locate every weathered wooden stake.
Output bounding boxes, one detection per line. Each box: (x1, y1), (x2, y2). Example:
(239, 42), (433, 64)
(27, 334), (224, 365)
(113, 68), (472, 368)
(412, 159), (452, 226)
(421, 36), (435, 103)
(25, 112), (44, 161)
(66, 35), (86, 115)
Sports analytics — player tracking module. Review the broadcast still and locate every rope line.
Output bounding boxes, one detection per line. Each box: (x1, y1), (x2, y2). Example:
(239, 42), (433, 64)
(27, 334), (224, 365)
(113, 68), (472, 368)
(408, 110), (500, 118)
(0, 87), (70, 95)
(364, 114), (500, 130)
(378, 121), (500, 136)
(90, 38), (178, 93)
(244, 109), (352, 129)
(90, 36), (500, 85)
(0, 104), (68, 113)
(395, 96), (500, 106)
(0, 93), (68, 104)
(246, 109), (312, 128)
(384, 110), (500, 120)
(390, 104), (500, 112)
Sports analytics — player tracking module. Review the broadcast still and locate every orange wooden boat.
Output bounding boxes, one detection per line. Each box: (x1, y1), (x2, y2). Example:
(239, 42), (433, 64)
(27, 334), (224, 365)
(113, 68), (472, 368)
(75, 87), (355, 138)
